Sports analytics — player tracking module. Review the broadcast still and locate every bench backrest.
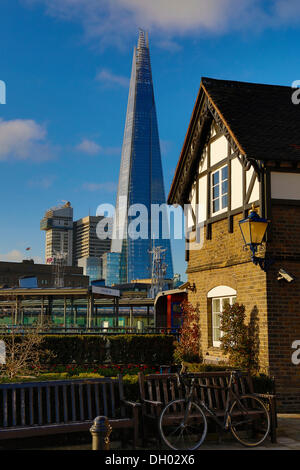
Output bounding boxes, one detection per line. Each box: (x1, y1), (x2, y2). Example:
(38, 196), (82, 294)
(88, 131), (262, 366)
(0, 376), (126, 428)
(138, 371), (254, 411)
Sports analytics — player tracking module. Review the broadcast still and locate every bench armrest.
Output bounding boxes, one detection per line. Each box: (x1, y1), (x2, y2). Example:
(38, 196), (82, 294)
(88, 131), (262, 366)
(121, 399), (141, 408)
(141, 399), (163, 406)
(252, 393), (276, 401)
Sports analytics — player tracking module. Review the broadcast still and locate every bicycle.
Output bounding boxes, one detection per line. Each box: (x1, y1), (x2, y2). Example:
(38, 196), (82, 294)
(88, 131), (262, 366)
(159, 370), (270, 450)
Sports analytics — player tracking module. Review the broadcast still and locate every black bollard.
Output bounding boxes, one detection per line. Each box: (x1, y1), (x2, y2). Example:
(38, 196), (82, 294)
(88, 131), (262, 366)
(90, 416), (112, 450)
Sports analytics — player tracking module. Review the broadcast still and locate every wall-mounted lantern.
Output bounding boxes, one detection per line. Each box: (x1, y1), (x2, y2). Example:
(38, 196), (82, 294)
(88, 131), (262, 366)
(239, 204), (271, 271)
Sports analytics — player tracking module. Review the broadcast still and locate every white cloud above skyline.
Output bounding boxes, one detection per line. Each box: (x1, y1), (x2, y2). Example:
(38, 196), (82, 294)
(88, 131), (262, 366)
(27, 176), (56, 189)
(23, 0), (300, 48)
(96, 69), (130, 88)
(76, 139), (101, 155)
(82, 181), (117, 192)
(0, 249), (42, 264)
(0, 118), (55, 162)
(76, 138), (121, 156)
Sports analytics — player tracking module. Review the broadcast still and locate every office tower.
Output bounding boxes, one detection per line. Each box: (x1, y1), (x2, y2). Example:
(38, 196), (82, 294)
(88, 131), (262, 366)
(77, 257), (102, 284)
(102, 252), (124, 287)
(111, 30), (173, 283)
(40, 202), (74, 266)
(73, 215), (112, 266)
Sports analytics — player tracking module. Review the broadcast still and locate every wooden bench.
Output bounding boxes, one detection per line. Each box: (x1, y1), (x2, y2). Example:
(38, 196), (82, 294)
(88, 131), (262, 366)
(0, 376), (140, 447)
(138, 371), (277, 444)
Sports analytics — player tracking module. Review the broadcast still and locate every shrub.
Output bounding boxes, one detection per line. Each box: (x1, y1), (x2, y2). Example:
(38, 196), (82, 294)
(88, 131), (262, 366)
(220, 303), (259, 373)
(173, 300), (201, 364)
(1, 327), (54, 379)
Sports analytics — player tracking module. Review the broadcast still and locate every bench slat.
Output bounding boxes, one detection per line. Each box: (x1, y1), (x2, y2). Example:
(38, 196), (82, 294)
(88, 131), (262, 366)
(38, 387), (43, 425)
(71, 384), (76, 422)
(102, 383), (108, 416)
(12, 389), (17, 426)
(46, 387), (51, 424)
(55, 386), (59, 423)
(21, 389), (26, 426)
(79, 384), (84, 421)
(29, 388), (34, 425)
(87, 384), (92, 420)
(3, 390), (8, 427)
(94, 384), (100, 417)
(63, 385), (68, 422)
(110, 381), (115, 418)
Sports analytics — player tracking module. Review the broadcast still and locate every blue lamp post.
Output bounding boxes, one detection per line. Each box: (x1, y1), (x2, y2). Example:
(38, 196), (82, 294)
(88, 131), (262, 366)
(239, 204), (271, 271)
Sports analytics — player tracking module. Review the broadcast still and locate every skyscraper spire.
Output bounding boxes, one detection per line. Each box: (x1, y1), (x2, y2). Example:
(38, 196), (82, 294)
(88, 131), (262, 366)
(111, 30), (173, 283)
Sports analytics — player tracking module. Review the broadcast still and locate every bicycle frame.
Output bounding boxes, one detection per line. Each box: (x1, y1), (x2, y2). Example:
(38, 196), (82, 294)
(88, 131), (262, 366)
(181, 372), (248, 431)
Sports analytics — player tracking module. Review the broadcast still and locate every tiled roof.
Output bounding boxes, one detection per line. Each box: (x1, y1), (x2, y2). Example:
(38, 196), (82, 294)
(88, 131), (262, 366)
(202, 77), (300, 162)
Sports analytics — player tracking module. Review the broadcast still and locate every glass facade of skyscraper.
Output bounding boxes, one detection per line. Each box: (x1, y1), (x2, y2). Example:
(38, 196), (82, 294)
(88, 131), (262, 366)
(111, 30), (173, 282)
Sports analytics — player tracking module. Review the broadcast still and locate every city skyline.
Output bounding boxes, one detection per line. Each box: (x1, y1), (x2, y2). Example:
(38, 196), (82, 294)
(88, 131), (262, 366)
(1, 1), (300, 280)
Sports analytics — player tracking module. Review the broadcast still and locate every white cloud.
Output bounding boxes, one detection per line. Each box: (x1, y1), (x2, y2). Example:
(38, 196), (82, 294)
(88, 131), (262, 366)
(76, 138), (121, 156)
(0, 118), (54, 162)
(82, 182), (117, 192)
(0, 249), (42, 264)
(76, 139), (101, 155)
(96, 69), (130, 88)
(155, 39), (182, 53)
(22, 0), (300, 47)
(27, 176), (56, 189)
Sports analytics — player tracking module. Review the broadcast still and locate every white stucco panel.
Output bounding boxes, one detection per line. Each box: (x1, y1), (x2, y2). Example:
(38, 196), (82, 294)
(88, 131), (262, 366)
(271, 172), (300, 200)
(246, 166), (254, 190)
(231, 157), (243, 210)
(197, 175), (207, 223)
(249, 177), (260, 204)
(210, 135), (228, 166)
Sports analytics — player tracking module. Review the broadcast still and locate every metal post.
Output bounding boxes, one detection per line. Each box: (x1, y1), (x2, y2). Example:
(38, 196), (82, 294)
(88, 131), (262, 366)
(129, 306), (133, 328)
(116, 298), (119, 329)
(90, 416), (112, 450)
(147, 305), (150, 327)
(85, 294), (90, 329)
(15, 296), (19, 325)
(63, 296), (67, 330)
(41, 296), (44, 326)
(90, 294), (94, 329)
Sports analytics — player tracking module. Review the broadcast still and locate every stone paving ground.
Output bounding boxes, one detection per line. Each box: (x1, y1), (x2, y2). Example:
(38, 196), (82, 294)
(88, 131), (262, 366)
(1, 414), (300, 451)
(1, 414), (299, 450)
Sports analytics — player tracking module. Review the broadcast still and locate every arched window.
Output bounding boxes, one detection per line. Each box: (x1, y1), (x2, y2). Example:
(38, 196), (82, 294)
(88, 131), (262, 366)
(207, 286), (237, 347)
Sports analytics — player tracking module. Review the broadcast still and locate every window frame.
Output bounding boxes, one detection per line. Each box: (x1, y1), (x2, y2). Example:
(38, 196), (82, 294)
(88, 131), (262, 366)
(211, 295), (236, 347)
(211, 164), (229, 216)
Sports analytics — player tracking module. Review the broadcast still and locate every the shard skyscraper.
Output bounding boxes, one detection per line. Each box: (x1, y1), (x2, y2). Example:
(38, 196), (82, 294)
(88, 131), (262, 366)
(111, 30), (173, 283)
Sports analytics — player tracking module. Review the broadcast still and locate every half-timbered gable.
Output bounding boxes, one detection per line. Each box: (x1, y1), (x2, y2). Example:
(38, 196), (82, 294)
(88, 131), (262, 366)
(169, 77), (300, 412)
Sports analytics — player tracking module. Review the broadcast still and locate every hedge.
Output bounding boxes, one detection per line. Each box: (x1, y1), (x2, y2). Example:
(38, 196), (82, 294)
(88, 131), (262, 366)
(108, 335), (175, 365)
(42, 335), (107, 364)
(34, 334), (175, 365)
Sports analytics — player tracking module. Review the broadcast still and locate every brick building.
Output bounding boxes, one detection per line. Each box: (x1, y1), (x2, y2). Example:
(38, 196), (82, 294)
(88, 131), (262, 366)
(168, 77), (300, 411)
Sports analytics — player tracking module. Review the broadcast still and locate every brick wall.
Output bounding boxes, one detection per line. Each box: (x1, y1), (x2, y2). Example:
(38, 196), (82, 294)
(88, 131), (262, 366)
(265, 204), (300, 411)
(187, 207), (300, 411)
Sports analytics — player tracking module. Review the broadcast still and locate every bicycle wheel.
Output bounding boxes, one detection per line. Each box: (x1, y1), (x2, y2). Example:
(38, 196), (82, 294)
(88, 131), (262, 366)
(229, 394), (270, 447)
(159, 399), (207, 450)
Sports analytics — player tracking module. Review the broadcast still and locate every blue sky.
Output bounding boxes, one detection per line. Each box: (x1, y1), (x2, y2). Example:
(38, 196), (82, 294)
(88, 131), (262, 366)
(1, 0), (300, 279)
